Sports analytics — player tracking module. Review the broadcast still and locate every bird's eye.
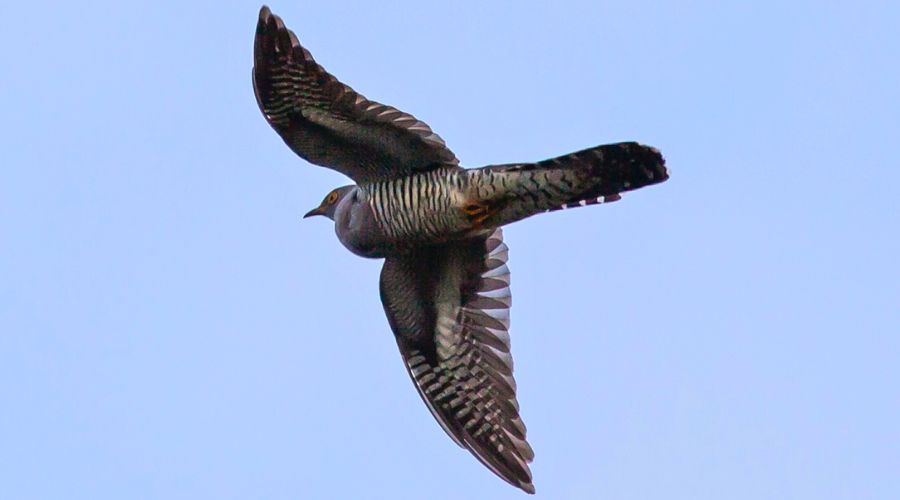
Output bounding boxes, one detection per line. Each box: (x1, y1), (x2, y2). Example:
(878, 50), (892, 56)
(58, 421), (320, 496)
(327, 192), (339, 204)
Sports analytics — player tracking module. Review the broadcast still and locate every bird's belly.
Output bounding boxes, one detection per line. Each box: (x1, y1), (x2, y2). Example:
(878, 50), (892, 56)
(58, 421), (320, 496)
(375, 201), (474, 243)
(360, 172), (493, 248)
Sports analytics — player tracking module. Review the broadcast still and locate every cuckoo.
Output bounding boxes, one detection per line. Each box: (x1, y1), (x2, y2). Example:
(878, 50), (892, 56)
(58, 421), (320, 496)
(253, 6), (668, 493)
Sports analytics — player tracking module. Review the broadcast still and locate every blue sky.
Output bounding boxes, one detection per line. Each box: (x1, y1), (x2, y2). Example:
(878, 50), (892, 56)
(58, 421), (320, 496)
(2, 1), (898, 498)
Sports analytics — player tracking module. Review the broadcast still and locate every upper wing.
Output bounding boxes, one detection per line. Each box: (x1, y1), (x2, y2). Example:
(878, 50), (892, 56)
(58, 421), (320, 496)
(379, 229), (535, 494)
(253, 6), (459, 183)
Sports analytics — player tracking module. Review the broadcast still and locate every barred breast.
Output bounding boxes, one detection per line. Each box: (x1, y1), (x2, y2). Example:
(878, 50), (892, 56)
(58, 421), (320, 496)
(361, 166), (474, 245)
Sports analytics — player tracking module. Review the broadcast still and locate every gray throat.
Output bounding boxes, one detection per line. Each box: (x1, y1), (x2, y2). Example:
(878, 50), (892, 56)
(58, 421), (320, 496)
(333, 188), (389, 258)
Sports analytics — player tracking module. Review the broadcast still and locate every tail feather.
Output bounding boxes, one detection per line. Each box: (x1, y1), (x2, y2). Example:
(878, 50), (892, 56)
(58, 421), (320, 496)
(467, 142), (668, 226)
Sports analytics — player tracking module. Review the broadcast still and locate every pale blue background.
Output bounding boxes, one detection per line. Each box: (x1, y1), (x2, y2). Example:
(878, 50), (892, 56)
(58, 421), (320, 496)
(2, 1), (898, 499)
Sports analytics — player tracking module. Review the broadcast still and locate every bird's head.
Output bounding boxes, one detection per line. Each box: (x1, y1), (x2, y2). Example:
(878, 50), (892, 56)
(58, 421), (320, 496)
(303, 185), (355, 221)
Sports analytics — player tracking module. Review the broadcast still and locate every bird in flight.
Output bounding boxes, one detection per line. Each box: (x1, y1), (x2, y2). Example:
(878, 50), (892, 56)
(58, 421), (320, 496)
(253, 5), (668, 494)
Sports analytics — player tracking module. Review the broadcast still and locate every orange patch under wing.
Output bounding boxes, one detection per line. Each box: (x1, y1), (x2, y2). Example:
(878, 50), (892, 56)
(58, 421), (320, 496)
(462, 202), (496, 228)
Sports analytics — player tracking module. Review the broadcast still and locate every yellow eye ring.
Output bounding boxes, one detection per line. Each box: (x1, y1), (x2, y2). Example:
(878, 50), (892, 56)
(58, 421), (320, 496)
(327, 192), (339, 204)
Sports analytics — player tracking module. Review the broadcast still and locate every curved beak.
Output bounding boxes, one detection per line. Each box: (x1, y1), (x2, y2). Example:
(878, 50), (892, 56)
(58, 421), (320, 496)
(303, 206), (324, 219)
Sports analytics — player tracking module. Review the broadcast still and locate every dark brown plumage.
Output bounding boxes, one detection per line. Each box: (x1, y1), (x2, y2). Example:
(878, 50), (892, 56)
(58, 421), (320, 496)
(253, 6), (457, 184)
(381, 229), (534, 493)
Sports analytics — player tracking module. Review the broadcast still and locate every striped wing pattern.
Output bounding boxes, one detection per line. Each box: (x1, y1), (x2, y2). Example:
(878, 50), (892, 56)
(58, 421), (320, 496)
(253, 6), (458, 183)
(379, 229), (535, 493)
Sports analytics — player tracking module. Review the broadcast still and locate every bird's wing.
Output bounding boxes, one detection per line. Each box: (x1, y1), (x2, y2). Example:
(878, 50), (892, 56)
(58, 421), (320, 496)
(379, 229), (535, 494)
(253, 6), (459, 184)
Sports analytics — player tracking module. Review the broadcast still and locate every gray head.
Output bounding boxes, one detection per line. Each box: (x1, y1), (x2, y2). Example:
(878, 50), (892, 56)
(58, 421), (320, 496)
(303, 185), (355, 220)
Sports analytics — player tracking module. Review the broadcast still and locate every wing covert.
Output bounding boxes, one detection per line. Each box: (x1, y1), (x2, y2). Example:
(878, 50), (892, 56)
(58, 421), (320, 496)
(253, 6), (458, 183)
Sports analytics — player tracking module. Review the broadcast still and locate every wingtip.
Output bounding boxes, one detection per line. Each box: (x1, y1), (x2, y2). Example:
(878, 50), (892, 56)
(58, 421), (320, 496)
(256, 5), (274, 38)
(257, 6), (291, 41)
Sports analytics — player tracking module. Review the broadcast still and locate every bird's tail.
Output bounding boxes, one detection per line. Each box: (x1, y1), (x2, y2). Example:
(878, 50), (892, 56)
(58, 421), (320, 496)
(465, 142), (668, 227)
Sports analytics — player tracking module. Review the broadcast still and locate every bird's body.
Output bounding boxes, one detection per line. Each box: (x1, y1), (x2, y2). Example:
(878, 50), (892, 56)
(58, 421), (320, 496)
(253, 5), (669, 494)
(336, 141), (666, 257)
